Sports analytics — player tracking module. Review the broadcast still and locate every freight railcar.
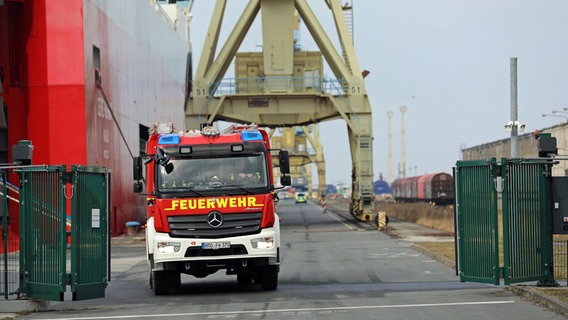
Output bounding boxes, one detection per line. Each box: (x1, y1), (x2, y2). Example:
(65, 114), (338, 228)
(391, 172), (454, 205)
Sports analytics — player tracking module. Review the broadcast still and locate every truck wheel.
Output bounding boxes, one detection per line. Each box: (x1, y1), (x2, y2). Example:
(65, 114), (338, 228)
(149, 255), (155, 289)
(152, 271), (170, 295)
(260, 265), (278, 291)
(170, 272), (181, 289)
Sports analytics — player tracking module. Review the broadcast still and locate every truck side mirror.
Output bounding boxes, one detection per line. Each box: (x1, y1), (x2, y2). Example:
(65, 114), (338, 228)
(133, 157), (143, 181)
(280, 175), (291, 186)
(165, 162), (174, 174)
(133, 181), (144, 193)
(278, 150), (290, 174)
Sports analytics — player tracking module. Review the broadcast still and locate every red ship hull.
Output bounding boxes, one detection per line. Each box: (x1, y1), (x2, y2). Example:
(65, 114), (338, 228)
(0, 0), (189, 237)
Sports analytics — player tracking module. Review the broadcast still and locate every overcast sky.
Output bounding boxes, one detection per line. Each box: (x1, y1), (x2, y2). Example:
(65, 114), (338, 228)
(187, 0), (568, 185)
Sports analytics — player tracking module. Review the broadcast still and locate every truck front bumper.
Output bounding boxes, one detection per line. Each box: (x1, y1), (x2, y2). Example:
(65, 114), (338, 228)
(151, 227), (280, 269)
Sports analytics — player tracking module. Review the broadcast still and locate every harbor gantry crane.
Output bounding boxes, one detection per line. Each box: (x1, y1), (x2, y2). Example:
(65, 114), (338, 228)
(269, 125), (326, 199)
(186, 0), (375, 221)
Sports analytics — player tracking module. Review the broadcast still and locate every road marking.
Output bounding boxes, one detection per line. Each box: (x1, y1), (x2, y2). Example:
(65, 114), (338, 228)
(293, 229), (353, 233)
(324, 210), (355, 230)
(36, 300), (516, 319)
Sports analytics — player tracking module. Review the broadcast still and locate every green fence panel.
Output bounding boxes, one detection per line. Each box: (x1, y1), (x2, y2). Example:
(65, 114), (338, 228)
(18, 166), (67, 301)
(1, 170), (18, 299)
(502, 159), (554, 285)
(455, 159), (500, 285)
(70, 166), (110, 300)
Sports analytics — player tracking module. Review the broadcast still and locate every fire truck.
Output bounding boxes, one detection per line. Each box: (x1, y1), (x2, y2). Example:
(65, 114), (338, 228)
(133, 123), (291, 295)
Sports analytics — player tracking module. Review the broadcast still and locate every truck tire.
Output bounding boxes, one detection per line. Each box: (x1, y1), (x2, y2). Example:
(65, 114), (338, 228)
(152, 270), (170, 295)
(170, 271), (181, 289)
(149, 255), (155, 289)
(260, 265), (278, 291)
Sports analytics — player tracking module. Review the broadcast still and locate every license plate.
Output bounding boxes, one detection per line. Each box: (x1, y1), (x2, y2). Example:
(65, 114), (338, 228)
(201, 241), (230, 250)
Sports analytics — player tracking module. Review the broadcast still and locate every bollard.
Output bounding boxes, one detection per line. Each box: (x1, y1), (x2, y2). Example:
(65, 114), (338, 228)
(377, 211), (388, 230)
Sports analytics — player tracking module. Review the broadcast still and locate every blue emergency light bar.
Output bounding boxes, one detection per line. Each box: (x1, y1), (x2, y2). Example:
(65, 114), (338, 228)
(158, 134), (180, 145)
(241, 131), (263, 141)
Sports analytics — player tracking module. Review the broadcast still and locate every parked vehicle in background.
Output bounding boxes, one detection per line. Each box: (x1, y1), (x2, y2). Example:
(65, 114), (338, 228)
(295, 193), (307, 204)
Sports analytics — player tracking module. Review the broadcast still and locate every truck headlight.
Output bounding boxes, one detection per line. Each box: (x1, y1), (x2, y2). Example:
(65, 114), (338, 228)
(157, 241), (181, 253)
(251, 237), (274, 249)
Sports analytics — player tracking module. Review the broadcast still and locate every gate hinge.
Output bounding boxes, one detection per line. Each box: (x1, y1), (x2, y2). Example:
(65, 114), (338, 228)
(60, 171), (75, 199)
(542, 169), (552, 178)
(60, 171), (73, 184)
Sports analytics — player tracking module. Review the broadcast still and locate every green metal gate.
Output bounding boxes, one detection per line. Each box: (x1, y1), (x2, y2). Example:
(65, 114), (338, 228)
(455, 158), (555, 285)
(502, 159), (554, 285)
(18, 165), (109, 301)
(455, 159), (500, 284)
(70, 165), (110, 300)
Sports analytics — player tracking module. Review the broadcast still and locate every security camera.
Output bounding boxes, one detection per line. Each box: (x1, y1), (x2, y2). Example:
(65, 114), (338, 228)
(504, 121), (513, 132)
(518, 123), (526, 133)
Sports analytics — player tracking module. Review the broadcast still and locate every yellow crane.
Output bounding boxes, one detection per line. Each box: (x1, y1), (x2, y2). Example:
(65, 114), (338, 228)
(186, 0), (375, 221)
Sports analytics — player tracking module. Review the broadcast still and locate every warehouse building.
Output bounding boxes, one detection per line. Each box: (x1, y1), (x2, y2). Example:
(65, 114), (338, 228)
(461, 123), (568, 176)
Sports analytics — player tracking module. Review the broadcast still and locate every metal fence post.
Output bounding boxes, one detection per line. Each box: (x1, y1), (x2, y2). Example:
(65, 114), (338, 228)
(1, 169), (7, 299)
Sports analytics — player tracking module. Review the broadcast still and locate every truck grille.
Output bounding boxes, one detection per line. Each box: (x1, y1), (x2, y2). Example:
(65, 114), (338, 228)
(168, 212), (262, 239)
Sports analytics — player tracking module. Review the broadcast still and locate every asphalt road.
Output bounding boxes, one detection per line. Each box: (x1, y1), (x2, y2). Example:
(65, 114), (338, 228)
(15, 199), (566, 319)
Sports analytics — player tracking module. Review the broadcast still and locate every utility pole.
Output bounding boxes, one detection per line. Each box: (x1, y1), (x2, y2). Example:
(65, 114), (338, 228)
(504, 58), (524, 154)
(510, 57), (518, 158)
(386, 111), (394, 184)
(399, 105), (407, 178)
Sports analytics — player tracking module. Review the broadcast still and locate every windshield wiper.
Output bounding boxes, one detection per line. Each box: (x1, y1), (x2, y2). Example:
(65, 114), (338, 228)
(210, 184), (255, 195)
(159, 188), (206, 197)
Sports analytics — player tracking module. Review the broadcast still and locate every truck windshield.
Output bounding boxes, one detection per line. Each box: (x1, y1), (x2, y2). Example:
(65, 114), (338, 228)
(157, 154), (269, 195)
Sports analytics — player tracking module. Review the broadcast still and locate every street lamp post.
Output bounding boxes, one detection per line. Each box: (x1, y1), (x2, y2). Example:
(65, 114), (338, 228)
(542, 113), (568, 121)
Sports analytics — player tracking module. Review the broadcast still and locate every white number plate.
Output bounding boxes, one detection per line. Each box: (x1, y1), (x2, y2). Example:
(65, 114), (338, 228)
(202, 241), (230, 250)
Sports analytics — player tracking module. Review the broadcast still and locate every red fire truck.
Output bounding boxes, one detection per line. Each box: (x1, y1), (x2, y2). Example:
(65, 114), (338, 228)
(133, 123), (291, 295)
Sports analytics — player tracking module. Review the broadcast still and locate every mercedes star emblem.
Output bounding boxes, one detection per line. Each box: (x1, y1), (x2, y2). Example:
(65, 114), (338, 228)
(207, 211), (223, 228)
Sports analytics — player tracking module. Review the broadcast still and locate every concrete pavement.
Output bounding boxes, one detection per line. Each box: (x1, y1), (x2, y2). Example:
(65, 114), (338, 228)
(1, 218), (567, 318)
(385, 217), (568, 318)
